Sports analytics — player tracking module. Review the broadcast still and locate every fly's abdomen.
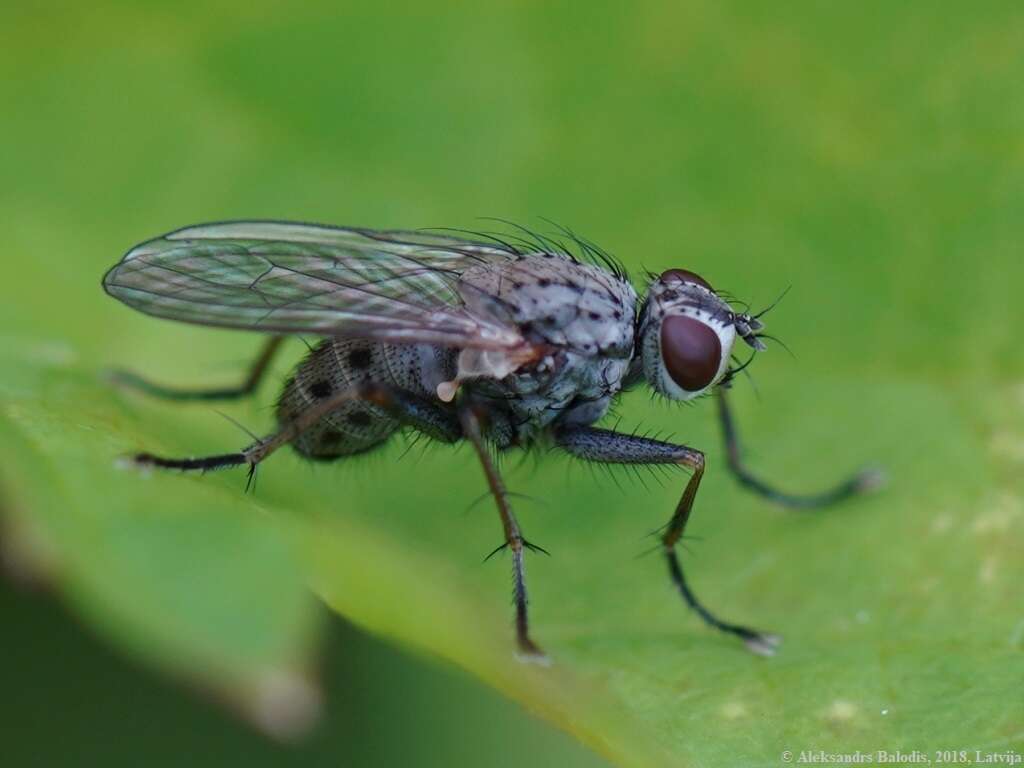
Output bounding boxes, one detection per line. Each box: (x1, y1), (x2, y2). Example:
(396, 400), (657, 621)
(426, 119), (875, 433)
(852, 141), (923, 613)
(276, 339), (455, 461)
(277, 340), (395, 460)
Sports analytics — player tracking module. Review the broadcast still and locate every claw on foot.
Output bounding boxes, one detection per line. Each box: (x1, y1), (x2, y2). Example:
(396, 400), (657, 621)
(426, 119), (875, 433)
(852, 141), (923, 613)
(743, 632), (781, 657)
(515, 638), (552, 666)
(853, 466), (888, 494)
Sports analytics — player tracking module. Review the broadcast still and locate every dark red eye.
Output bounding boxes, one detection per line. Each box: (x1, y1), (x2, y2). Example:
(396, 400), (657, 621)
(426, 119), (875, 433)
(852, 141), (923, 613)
(660, 315), (722, 392)
(660, 269), (712, 291)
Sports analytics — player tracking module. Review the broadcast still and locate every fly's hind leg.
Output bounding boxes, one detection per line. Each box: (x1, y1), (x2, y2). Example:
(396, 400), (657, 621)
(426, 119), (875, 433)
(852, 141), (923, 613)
(130, 381), (461, 482)
(716, 388), (885, 509)
(110, 336), (284, 402)
(554, 424), (778, 656)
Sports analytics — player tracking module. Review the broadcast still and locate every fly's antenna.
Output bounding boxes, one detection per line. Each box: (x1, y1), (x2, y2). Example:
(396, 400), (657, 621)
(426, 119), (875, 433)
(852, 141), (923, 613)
(733, 284), (794, 351)
(734, 313), (767, 351)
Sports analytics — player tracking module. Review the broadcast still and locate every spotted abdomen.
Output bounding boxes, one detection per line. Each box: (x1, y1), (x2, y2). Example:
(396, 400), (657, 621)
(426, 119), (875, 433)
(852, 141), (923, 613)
(276, 339), (454, 461)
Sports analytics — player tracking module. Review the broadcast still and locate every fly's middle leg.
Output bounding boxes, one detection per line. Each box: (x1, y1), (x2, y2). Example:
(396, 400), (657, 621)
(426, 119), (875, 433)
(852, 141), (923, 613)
(110, 336), (284, 402)
(459, 407), (547, 661)
(554, 424), (778, 656)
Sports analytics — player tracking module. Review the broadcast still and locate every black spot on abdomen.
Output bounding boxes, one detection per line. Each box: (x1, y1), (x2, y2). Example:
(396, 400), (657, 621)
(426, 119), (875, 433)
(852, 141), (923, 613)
(346, 411), (373, 427)
(348, 349), (372, 369)
(309, 380), (333, 399)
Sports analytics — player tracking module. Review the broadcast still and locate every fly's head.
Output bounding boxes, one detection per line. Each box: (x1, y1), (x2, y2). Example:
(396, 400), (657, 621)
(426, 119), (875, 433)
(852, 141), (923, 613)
(637, 269), (765, 401)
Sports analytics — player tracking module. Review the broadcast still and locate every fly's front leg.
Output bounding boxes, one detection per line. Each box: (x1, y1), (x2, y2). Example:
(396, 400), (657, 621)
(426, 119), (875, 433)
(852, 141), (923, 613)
(554, 425), (778, 656)
(717, 388), (885, 509)
(459, 407), (546, 660)
(110, 336), (284, 401)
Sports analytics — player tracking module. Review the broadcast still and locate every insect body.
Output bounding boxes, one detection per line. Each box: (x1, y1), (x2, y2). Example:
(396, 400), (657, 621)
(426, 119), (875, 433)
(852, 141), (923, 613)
(104, 220), (879, 659)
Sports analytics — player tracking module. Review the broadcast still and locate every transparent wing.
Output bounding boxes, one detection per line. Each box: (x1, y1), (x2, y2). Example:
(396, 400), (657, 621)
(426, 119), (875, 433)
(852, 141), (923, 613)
(103, 220), (526, 350)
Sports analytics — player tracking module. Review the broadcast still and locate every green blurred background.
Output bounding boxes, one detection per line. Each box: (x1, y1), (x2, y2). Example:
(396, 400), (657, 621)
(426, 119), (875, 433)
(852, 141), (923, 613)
(2, 2), (1023, 766)
(0, 575), (604, 767)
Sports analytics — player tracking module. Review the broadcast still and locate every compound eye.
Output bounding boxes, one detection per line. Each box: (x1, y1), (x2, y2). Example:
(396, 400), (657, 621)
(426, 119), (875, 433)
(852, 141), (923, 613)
(660, 268), (712, 291)
(660, 315), (722, 392)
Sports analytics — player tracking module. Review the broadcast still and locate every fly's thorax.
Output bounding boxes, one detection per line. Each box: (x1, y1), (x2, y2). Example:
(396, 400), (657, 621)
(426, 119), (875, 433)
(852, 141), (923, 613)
(457, 254), (636, 363)
(451, 255), (637, 440)
(638, 271), (738, 401)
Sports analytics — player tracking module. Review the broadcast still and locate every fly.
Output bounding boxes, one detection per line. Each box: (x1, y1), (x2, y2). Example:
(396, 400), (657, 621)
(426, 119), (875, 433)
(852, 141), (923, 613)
(103, 220), (882, 660)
